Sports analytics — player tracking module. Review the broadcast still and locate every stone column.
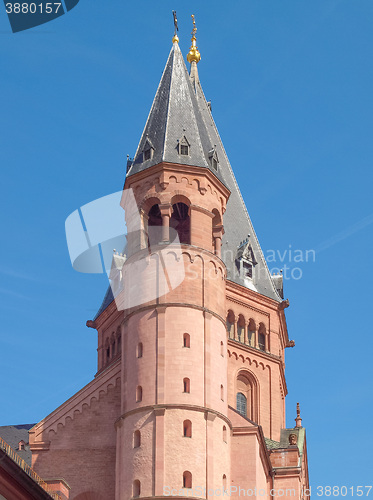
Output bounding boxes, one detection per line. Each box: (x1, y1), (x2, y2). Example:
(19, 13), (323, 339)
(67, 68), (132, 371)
(213, 225), (224, 258)
(244, 321), (249, 345)
(255, 326), (259, 349)
(159, 204), (172, 243)
(140, 210), (149, 249)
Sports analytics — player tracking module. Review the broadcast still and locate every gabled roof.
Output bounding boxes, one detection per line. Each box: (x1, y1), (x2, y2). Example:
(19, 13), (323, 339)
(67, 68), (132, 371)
(127, 41), (226, 185)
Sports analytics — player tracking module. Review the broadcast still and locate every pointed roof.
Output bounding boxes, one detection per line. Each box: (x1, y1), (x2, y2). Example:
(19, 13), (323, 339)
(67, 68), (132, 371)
(127, 42), (225, 184)
(190, 63), (282, 302)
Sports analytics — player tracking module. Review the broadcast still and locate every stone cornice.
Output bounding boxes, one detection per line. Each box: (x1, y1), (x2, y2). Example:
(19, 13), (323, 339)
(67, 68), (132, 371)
(123, 303), (227, 329)
(115, 404), (232, 429)
(125, 161), (231, 200)
(226, 279), (281, 310)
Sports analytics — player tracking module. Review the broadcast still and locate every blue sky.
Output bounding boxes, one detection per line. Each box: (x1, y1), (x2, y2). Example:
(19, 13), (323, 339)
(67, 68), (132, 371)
(0, 0), (372, 496)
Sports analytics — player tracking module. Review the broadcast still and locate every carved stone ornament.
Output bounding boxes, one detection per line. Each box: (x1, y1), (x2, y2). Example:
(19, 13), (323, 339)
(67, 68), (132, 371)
(289, 433), (298, 445)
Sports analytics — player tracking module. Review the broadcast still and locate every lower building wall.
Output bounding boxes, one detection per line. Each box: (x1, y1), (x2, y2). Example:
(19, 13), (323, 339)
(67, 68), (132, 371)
(31, 383), (120, 500)
(272, 475), (302, 500)
(230, 432), (269, 499)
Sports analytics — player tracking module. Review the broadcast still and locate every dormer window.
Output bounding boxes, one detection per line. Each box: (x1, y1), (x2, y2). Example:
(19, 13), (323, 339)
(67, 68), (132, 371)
(243, 261), (252, 279)
(208, 148), (219, 170)
(142, 138), (154, 162)
(178, 135), (190, 156)
(236, 238), (257, 282)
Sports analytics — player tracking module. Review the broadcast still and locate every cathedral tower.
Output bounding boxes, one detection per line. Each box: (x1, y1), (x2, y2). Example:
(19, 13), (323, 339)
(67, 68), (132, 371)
(29, 19), (310, 500)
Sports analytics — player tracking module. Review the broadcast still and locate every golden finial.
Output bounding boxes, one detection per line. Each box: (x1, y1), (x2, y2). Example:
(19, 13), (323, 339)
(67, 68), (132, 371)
(187, 14), (201, 64)
(172, 11), (179, 44)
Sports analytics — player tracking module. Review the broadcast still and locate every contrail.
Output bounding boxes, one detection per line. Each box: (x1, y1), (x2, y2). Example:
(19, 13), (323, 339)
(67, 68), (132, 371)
(315, 213), (373, 253)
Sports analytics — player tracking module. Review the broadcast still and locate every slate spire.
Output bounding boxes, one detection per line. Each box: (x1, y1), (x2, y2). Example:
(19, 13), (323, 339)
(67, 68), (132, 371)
(126, 32), (282, 302)
(127, 39), (222, 181)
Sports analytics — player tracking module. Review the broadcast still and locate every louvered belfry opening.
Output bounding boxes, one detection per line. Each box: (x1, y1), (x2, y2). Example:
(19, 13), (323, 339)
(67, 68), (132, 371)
(170, 202), (190, 244)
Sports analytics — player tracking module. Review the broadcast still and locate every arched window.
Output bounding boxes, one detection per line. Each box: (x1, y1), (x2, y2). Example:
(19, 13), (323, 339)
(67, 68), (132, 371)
(183, 333), (190, 348)
(134, 430), (141, 448)
(116, 326), (121, 354)
(247, 319), (256, 347)
(236, 392), (247, 417)
(136, 386), (142, 403)
(237, 315), (245, 343)
(220, 384), (224, 401)
(183, 420), (192, 438)
(226, 310), (235, 339)
(105, 338), (110, 363)
(137, 342), (143, 358)
(170, 203), (190, 244)
(18, 440), (25, 451)
(258, 333), (265, 351)
(220, 341), (224, 356)
(223, 426), (227, 443)
(148, 203), (162, 246)
(133, 480), (141, 498)
(183, 471), (192, 489)
(223, 475), (227, 491)
(236, 371), (258, 422)
(258, 323), (266, 351)
(183, 378), (190, 393)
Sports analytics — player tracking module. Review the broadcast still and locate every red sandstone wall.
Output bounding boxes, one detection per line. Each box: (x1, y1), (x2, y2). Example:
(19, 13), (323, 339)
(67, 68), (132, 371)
(31, 381), (120, 500)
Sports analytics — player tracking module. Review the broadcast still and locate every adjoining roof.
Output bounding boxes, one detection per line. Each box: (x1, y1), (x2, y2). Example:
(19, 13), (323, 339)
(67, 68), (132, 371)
(127, 41), (226, 185)
(191, 62), (282, 301)
(0, 424), (35, 466)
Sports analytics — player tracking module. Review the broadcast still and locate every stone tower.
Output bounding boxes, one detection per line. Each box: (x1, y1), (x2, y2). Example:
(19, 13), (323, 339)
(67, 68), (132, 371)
(29, 23), (310, 500)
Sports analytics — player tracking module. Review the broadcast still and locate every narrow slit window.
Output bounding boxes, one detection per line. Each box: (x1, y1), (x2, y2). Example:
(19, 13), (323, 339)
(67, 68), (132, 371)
(183, 333), (190, 348)
(183, 378), (190, 393)
(133, 430), (141, 448)
(183, 471), (192, 488)
(133, 480), (141, 498)
(136, 386), (142, 403)
(183, 420), (192, 438)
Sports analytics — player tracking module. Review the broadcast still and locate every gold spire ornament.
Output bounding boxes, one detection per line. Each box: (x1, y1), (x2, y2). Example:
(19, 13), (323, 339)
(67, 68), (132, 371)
(187, 14), (201, 63)
(172, 11), (179, 44)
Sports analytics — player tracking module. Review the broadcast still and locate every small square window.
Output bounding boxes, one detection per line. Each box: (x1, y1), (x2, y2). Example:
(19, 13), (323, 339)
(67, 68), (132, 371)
(180, 145), (189, 156)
